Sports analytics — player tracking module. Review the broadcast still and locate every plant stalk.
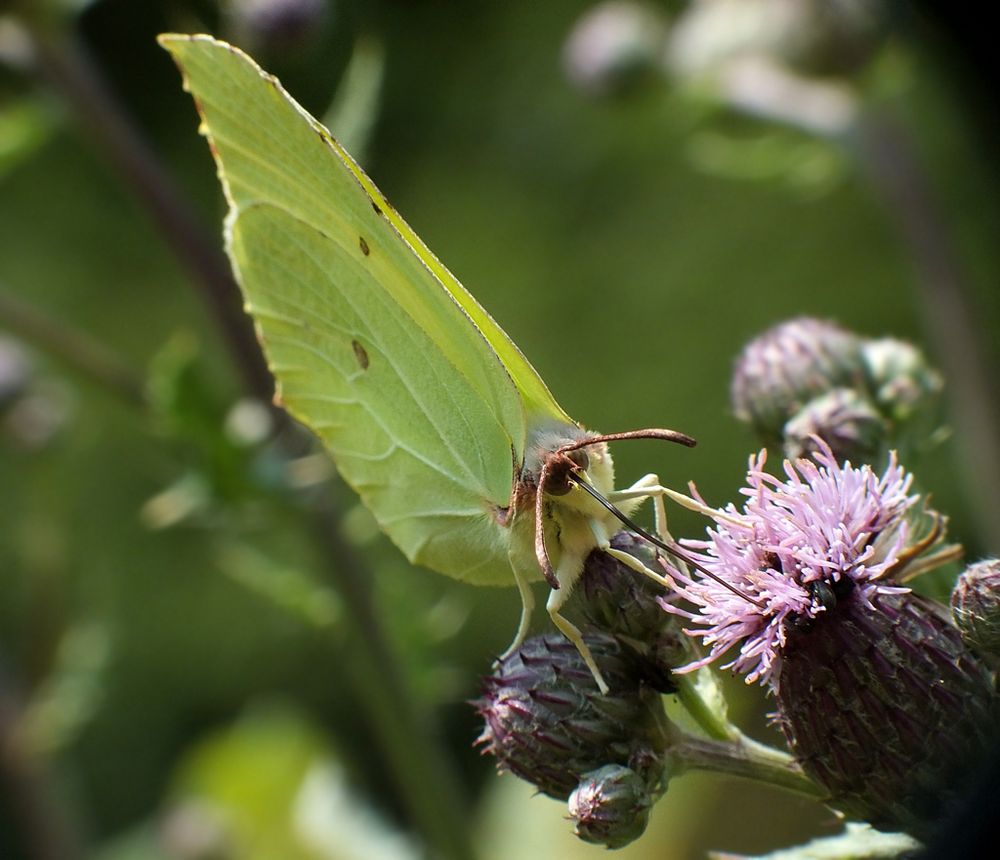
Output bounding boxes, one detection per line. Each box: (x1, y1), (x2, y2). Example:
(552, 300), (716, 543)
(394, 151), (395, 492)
(672, 732), (825, 800)
(0, 664), (82, 860)
(0, 287), (146, 407)
(847, 112), (1000, 554)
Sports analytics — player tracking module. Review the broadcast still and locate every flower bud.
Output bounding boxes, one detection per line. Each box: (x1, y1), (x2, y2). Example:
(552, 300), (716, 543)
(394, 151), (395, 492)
(861, 337), (943, 427)
(782, 387), (885, 464)
(730, 317), (865, 443)
(563, 1), (668, 97)
(568, 763), (662, 849)
(665, 0), (887, 80)
(951, 559), (1000, 658)
(474, 632), (669, 799)
(574, 532), (688, 688)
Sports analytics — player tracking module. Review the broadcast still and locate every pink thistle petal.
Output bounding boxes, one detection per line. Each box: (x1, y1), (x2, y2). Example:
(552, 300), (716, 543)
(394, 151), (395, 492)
(663, 440), (919, 687)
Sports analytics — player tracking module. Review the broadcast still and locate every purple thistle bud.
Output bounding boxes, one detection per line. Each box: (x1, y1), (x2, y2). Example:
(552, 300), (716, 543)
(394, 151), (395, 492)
(782, 387), (886, 465)
(568, 763), (662, 849)
(573, 532), (688, 687)
(951, 559), (1000, 658)
(473, 633), (669, 800)
(777, 590), (996, 838)
(662, 442), (998, 836)
(730, 317), (866, 443)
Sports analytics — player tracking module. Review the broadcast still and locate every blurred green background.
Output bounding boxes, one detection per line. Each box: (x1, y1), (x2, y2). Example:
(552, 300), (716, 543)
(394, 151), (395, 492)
(1, 1), (998, 858)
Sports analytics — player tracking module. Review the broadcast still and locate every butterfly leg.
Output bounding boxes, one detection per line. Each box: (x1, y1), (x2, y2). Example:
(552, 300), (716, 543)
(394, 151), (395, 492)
(546, 560), (610, 694)
(499, 559), (536, 660)
(609, 473), (676, 542)
(596, 476), (693, 581)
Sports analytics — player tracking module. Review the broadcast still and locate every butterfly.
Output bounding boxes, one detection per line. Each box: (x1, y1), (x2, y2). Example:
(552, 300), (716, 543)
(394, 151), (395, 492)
(160, 34), (694, 692)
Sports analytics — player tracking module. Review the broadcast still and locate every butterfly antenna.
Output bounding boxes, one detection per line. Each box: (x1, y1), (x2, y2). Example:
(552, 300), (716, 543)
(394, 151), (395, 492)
(567, 473), (764, 608)
(534, 458), (561, 589)
(558, 428), (697, 454)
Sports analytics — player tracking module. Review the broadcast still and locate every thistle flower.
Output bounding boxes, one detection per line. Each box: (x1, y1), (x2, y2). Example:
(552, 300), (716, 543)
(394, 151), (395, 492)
(473, 632), (669, 800)
(662, 443), (998, 836)
(861, 337), (943, 426)
(227, 0), (329, 52)
(664, 442), (916, 686)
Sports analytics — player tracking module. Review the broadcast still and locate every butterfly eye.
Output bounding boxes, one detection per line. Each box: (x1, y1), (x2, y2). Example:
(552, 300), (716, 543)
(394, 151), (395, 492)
(568, 449), (590, 471)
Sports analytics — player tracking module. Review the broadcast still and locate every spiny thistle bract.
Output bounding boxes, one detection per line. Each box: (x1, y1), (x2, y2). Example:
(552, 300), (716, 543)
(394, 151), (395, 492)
(662, 442), (998, 838)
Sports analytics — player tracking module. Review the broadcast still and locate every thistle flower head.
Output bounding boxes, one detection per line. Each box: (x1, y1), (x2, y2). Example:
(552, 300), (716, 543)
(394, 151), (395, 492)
(862, 337), (943, 424)
(473, 633), (669, 800)
(664, 441), (917, 686)
(572, 532), (689, 686)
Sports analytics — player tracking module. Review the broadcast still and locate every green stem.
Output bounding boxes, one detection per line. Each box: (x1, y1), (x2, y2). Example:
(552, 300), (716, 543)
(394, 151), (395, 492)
(15, 17), (476, 859)
(671, 732), (825, 800)
(669, 670), (811, 792)
(671, 672), (735, 742)
(0, 287), (145, 407)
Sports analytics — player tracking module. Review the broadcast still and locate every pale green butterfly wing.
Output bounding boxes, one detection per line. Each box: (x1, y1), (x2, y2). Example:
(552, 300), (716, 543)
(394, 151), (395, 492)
(160, 34), (574, 585)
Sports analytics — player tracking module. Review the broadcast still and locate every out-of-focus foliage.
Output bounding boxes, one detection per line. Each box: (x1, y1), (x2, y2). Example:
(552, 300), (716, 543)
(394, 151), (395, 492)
(1, 1), (997, 858)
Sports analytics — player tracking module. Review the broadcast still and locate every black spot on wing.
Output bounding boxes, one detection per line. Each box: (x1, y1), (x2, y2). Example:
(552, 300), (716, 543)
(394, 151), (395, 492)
(352, 339), (370, 370)
(359, 236), (370, 256)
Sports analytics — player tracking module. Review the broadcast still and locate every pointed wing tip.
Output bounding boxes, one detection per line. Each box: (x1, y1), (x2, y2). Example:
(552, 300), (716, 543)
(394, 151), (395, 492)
(156, 32), (205, 54)
(157, 33), (247, 61)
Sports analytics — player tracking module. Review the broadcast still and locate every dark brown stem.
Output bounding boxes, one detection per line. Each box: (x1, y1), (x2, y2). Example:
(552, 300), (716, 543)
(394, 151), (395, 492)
(21, 22), (274, 403)
(0, 665), (82, 860)
(0, 287), (145, 407)
(848, 113), (1000, 553)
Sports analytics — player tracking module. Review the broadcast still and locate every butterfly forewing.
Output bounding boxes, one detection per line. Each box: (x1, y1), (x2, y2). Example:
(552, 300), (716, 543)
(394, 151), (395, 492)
(162, 34), (540, 585)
